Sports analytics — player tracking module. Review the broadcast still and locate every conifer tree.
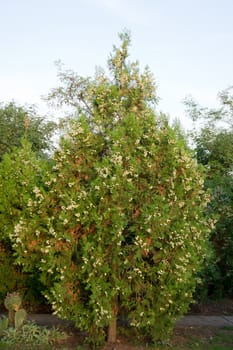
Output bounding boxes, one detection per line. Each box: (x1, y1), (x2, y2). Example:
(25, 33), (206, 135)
(13, 32), (211, 344)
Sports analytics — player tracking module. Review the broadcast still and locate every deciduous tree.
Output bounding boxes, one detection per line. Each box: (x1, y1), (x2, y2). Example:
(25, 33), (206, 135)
(185, 87), (233, 297)
(0, 102), (56, 160)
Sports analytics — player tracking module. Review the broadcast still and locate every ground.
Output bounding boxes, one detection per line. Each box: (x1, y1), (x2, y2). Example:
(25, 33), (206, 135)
(1, 299), (233, 349)
(45, 299), (233, 349)
(52, 324), (233, 350)
(188, 298), (233, 315)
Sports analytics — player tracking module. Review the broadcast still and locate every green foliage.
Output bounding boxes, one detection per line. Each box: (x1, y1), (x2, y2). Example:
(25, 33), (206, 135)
(0, 102), (57, 160)
(0, 322), (67, 348)
(4, 292), (22, 312)
(12, 31), (211, 344)
(185, 87), (233, 298)
(0, 245), (28, 305)
(0, 139), (45, 241)
(0, 318), (9, 336)
(14, 310), (27, 330)
(4, 293), (26, 329)
(0, 140), (49, 306)
(0, 294), (66, 349)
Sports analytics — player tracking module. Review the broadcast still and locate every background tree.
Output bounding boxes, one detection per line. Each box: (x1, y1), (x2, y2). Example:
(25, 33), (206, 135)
(0, 102), (57, 160)
(185, 87), (233, 298)
(0, 139), (49, 306)
(13, 32), (211, 345)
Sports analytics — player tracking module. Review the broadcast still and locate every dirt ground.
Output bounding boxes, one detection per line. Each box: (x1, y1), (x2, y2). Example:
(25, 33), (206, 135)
(1, 299), (233, 349)
(54, 324), (233, 350)
(49, 299), (233, 349)
(188, 298), (233, 315)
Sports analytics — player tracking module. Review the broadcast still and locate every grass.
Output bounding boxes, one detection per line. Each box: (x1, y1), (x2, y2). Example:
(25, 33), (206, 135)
(114, 325), (233, 350)
(156, 326), (233, 350)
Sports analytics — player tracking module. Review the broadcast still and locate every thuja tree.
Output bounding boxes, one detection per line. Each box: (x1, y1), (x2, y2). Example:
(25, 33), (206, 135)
(0, 139), (48, 304)
(12, 32), (211, 344)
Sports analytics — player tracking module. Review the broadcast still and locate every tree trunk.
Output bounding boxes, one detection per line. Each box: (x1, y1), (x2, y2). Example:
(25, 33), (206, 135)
(107, 300), (118, 343)
(107, 316), (117, 343)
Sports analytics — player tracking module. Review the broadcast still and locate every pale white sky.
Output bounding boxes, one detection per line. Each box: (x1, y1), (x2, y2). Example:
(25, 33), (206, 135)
(0, 0), (232, 127)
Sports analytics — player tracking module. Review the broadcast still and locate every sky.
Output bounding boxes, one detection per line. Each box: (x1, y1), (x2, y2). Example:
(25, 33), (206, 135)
(0, 0), (232, 128)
